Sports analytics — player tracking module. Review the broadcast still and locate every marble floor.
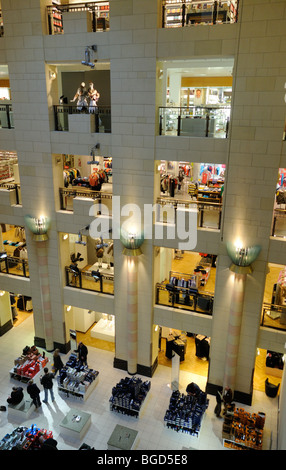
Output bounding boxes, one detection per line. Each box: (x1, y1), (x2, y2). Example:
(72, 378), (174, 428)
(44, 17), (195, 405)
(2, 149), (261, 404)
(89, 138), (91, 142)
(0, 315), (279, 451)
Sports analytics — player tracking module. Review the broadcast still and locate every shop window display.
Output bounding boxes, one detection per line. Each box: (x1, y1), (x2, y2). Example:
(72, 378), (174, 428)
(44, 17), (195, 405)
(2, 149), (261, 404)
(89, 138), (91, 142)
(160, 84), (231, 138)
(261, 263), (286, 332)
(0, 151), (21, 203)
(64, 231), (114, 295)
(59, 154), (112, 212)
(157, 160), (224, 230)
(46, 2), (110, 35)
(272, 168), (286, 238)
(162, 0), (239, 28)
(155, 249), (216, 315)
(0, 224), (29, 277)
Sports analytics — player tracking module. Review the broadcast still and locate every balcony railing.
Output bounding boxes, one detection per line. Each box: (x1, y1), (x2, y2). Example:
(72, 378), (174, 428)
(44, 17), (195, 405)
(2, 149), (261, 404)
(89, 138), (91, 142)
(65, 265), (114, 294)
(59, 187), (112, 211)
(0, 255), (29, 278)
(47, 1), (110, 35)
(54, 105), (111, 133)
(0, 182), (21, 205)
(156, 281), (214, 315)
(261, 303), (286, 332)
(162, 0), (239, 28)
(0, 104), (14, 129)
(157, 196), (222, 230)
(159, 105), (230, 138)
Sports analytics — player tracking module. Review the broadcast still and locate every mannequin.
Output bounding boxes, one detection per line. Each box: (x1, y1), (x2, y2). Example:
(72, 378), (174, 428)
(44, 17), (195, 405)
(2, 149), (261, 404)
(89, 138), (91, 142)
(87, 81), (100, 113)
(71, 82), (88, 112)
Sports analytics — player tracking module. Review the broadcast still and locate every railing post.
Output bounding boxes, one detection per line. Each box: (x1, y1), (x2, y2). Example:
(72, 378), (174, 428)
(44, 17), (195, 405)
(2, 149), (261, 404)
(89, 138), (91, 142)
(22, 260), (27, 278)
(54, 105), (59, 131)
(6, 105), (11, 129)
(47, 10), (53, 35)
(205, 113), (210, 137)
(59, 189), (65, 210)
(92, 11), (97, 32)
(14, 184), (19, 205)
(226, 117), (229, 138)
(162, 3), (166, 28)
(65, 267), (70, 286)
(182, 3), (186, 27)
(95, 112), (100, 133)
(177, 114), (181, 136)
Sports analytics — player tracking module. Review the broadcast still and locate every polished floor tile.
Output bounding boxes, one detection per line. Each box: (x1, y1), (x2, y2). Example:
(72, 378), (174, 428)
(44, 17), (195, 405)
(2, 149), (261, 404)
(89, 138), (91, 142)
(0, 316), (279, 451)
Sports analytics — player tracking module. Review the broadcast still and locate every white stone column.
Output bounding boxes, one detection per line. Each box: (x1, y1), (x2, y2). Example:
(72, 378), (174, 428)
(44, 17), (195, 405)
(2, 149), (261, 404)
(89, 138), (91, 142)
(36, 241), (54, 351)
(223, 272), (247, 391)
(127, 256), (138, 374)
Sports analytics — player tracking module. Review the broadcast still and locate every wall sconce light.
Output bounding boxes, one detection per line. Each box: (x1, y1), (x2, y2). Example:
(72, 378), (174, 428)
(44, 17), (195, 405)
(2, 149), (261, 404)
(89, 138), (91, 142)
(66, 305), (71, 312)
(120, 228), (144, 257)
(226, 242), (261, 274)
(0, 290), (5, 296)
(81, 45), (97, 68)
(62, 234), (68, 241)
(0, 252), (7, 260)
(49, 70), (56, 80)
(24, 215), (51, 242)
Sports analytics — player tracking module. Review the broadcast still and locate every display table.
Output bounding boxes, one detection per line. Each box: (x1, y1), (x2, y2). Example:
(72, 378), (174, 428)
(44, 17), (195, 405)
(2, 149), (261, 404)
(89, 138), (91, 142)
(57, 353), (99, 400)
(164, 389), (208, 436)
(58, 372), (98, 400)
(0, 425), (53, 450)
(109, 376), (151, 418)
(90, 317), (115, 342)
(10, 347), (48, 383)
(107, 425), (138, 450)
(59, 408), (91, 440)
(222, 407), (266, 450)
(87, 262), (114, 276)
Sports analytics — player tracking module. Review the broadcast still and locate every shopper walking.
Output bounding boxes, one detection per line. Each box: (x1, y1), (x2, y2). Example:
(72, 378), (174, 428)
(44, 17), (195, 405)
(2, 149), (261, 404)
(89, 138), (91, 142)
(75, 341), (88, 366)
(40, 367), (55, 403)
(214, 388), (223, 418)
(27, 379), (41, 409)
(52, 349), (64, 376)
(222, 386), (234, 415)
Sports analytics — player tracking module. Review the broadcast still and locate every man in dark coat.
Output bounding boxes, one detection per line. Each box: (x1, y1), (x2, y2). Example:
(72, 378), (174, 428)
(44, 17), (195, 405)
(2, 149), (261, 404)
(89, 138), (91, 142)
(75, 341), (88, 366)
(7, 386), (24, 405)
(27, 379), (41, 408)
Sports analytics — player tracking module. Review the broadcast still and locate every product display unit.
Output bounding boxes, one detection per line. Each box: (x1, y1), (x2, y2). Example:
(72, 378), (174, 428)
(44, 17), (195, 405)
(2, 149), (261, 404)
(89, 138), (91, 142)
(57, 353), (99, 400)
(164, 389), (209, 436)
(109, 376), (151, 418)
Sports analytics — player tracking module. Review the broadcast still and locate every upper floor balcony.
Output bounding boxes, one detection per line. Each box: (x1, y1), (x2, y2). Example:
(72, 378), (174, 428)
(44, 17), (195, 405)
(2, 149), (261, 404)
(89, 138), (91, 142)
(162, 0), (239, 28)
(155, 249), (216, 316)
(159, 104), (230, 138)
(0, 225), (29, 279)
(46, 1), (110, 35)
(0, 103), (13, 129)
(0, 152), (21, 206)
(54, 104), (111, 133)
